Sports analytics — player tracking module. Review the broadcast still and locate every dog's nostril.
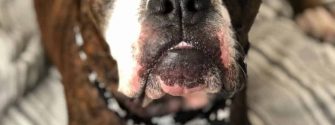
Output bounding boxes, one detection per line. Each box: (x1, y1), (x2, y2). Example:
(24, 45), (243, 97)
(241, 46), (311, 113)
(185, 0), (210, 12)
(148, 0), (174, 14)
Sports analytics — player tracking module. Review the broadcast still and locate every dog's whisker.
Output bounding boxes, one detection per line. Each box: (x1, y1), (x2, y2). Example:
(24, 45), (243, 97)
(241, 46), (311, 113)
(234, 40), (246, 56)
(237, 63), (247, 82)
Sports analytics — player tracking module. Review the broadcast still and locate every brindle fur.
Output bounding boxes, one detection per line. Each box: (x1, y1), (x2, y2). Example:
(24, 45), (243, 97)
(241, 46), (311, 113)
(34, 0), (121, 124)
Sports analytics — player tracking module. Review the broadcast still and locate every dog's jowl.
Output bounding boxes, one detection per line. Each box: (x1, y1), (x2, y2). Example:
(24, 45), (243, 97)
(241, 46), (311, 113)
(105, 0), (259, 111)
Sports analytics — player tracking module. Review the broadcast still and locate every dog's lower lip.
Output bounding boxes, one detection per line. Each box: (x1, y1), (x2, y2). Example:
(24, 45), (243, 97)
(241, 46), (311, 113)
(160, 82), (206, 96)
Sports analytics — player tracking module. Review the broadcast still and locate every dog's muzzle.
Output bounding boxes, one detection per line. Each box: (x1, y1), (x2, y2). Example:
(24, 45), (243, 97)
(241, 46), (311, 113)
(108, 0), (241, 108)
(136, 0), (236, 101)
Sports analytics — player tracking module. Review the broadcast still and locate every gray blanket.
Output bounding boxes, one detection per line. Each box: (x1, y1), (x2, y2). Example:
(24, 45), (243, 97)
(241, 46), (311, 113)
(248, 9), (335, 125)
(0, 0), (67, 124)
(0, 0), (334, 125)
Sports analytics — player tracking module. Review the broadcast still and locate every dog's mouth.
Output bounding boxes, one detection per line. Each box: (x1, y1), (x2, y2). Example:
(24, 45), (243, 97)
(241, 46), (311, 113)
(112, 25), (243, 117)
(140, 41), (224, 109)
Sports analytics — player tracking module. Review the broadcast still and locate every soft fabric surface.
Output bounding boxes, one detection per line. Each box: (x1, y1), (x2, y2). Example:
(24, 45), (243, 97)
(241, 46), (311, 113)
(248, 12), (335, 125)
(0, 0), (67, 124)
(0, 0), (334, 125)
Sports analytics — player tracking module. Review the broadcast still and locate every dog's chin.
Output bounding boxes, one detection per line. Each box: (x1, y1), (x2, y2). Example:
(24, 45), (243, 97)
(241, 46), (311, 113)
(140, 42), (224, 109)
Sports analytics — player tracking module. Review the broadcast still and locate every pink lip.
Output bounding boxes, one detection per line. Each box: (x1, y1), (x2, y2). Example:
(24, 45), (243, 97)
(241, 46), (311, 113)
(160, 82), (206, 96)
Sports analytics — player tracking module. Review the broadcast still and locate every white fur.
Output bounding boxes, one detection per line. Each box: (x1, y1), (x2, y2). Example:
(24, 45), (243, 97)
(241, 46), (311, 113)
(105, 0), (143, 97)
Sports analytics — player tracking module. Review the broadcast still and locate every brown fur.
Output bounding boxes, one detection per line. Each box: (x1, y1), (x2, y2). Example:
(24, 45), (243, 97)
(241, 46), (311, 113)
(34, 0), (121, 124)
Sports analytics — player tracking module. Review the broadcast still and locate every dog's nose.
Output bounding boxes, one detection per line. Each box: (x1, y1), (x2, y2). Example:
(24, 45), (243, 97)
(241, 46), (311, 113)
(147, 0), (174, 14)
(182, 0), (210, 13)
(147, 0), (211, 16)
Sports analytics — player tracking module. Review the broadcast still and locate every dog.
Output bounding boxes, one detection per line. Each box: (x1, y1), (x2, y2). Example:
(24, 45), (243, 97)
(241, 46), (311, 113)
(34, 0), (261, 124)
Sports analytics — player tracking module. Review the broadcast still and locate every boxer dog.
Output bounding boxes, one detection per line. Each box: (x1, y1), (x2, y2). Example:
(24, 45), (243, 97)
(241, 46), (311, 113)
(35, 0), (261, 124)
